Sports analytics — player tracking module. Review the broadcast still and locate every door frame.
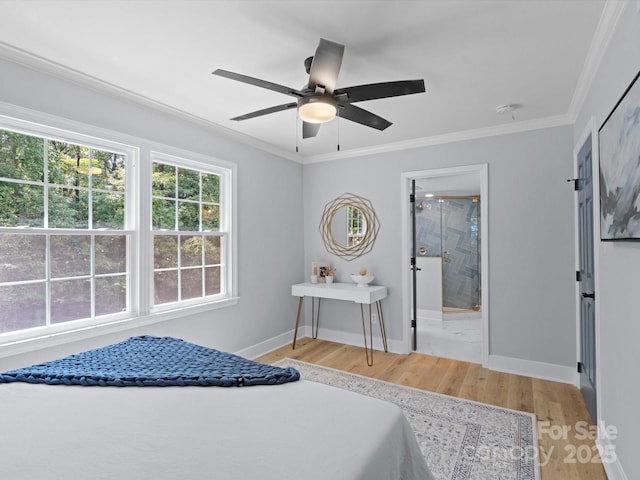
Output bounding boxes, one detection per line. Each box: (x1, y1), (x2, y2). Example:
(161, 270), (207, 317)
(400, 164), (489, 366)
(573, 117), (601, 418)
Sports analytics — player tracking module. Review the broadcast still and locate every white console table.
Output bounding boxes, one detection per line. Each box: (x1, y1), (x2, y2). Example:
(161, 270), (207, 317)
(291, 282), (388, 366)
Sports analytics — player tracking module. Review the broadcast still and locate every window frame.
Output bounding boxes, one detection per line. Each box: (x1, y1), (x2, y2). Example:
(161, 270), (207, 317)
(0, 110), (237, 353)
(148, 150), (235, 314)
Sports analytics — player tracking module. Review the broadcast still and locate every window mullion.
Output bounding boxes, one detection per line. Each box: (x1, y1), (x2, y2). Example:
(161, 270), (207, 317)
(199, 173), (204, 298)
(90, 235), (95, 318)
(45, 234), (51, 328)
(135, 146), (150, 316)
(44, 138), (49, 228)
(88, 148), (93, 229)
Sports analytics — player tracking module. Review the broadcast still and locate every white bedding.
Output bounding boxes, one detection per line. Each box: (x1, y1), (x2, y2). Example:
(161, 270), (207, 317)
(0, 378), (433, 480)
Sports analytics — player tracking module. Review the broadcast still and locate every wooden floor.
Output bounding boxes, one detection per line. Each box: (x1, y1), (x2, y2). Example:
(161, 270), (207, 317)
(258, 338), (607, 480)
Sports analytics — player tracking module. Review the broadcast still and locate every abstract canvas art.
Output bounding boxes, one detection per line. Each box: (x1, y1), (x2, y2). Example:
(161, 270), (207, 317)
(599, 70), (640, 240)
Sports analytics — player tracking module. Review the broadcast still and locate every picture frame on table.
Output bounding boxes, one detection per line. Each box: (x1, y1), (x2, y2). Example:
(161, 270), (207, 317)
(311, 262), (331, 283)
(599, 69), (640, 240)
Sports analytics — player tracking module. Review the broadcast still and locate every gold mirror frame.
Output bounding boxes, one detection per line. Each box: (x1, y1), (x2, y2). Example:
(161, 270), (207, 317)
(319, 193), (380, 260)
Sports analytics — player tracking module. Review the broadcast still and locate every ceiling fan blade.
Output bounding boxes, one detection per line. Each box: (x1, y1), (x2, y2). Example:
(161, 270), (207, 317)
(334, 79), (425, 103)
(308, 39), (345, 94)
(338, 103), (392, 131)
(230, 102), (297, 121)
(302, 122), (321, 139)
(213, 69), (304, 98)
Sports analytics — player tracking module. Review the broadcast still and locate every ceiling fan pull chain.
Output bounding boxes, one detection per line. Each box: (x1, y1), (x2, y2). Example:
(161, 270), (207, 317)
(337, 112), (340, 152)
(295, 112), (299, 153)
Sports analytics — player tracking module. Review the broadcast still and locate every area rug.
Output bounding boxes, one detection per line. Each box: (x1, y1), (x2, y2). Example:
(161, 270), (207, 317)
(274, 358), (540, 480)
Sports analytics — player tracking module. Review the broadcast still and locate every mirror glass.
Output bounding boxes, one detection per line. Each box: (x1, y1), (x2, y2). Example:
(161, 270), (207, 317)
(330, 206), (367, 247)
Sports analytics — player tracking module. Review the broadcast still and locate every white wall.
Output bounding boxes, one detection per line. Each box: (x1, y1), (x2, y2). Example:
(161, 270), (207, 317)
(0, 58), (304, 369)
(573, 4), (640, 479)
(416, 256), (442, 316)
(303, 125), (576, 368)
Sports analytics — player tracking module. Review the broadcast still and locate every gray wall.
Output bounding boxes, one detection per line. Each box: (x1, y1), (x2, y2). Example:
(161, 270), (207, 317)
(303, 125), (576, 366)
(574, 4), (640, 479)
(4, 9), (636, 474)
(2, 8), (633, 473)
(0, 58), (304, 369)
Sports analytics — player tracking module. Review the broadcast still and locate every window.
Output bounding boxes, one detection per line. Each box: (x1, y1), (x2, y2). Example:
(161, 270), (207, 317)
(151, 156), (229, 307)
(0, 128), (130, 335)
(0, 118), (235, 343)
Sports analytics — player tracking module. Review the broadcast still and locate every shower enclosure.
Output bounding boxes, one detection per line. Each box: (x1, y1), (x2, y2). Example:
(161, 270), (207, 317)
(415, 196), (480, 312)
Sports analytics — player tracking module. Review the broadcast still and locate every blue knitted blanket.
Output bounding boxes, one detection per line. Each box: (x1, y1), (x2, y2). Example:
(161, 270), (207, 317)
(0, 336), (299, 387)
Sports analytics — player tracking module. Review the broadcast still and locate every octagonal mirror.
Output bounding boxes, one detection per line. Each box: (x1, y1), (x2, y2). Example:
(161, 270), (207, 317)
(319, 193), (379, 260)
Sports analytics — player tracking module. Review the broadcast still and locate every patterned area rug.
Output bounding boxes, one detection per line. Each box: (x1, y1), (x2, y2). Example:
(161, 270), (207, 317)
(274, 359), (540, 480)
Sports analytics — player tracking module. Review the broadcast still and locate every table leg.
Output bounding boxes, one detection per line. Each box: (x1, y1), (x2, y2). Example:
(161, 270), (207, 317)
(312, 297), (321, 339)
(292, 297), (304, 349)
(360, 303), (374, 366)
(376, 301), (388, 352)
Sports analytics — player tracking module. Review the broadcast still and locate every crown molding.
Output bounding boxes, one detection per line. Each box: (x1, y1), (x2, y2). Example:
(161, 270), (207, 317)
(0, 42), (302, 163)
(302, 114), (573, 164)
(1, 0), (621, 170)
(567, 0), (628, 122)
(0, 40), (578, 166)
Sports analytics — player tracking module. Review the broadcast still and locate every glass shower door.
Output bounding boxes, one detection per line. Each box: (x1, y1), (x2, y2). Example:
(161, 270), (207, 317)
(441, 198), (480, 311)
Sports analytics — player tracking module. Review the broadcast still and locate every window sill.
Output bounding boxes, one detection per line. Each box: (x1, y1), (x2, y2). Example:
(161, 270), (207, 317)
(0, 296), (239, 360)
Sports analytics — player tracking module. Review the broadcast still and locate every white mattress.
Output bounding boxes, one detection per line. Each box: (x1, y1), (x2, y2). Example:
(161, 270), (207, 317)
(0, 379), (433, 480)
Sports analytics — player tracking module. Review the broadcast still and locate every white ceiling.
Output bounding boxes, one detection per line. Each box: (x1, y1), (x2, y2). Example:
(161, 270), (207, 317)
(0, 1), (609, 161)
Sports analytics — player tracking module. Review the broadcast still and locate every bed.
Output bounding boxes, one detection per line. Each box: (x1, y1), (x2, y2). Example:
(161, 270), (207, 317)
(0, 336), (433, 480)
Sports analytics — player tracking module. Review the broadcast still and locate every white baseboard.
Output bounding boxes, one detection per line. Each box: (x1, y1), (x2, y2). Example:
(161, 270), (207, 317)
(234, 329), (295, 359)
(236, 325), (403, 360)
(239, 330), (577, 386)
(488, 354), (578, 385)
(598, 433), (628, 480)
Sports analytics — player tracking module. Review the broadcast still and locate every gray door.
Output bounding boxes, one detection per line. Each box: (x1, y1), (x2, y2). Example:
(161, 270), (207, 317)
(410, 179), (418, 350)
(577, 136), (597, 422)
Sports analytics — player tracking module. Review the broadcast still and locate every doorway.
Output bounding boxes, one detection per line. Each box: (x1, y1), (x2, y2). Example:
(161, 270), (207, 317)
(401, 165), (489, 365)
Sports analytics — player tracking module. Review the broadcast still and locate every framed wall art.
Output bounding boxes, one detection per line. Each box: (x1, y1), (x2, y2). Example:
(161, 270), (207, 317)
(599, 69), (640, 240)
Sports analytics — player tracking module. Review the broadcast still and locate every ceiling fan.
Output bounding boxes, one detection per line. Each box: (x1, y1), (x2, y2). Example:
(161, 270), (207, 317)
(212, 38), (426, 139)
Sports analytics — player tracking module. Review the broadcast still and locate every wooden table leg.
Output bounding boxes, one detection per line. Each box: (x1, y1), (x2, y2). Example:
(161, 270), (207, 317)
(292, 297), (304, 349)
(312, 297), (321, 339)
(376, 300), (388, 352)
(360, 303), (374, 366)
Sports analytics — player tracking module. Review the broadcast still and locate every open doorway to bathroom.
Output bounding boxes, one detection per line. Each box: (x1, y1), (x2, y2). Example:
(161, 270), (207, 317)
(401, 165), (489, 365)
(415, 194), (481, 363)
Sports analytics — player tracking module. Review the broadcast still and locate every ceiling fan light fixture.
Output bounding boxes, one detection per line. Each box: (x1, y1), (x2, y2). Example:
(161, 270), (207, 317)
(298, 95), (338, 124)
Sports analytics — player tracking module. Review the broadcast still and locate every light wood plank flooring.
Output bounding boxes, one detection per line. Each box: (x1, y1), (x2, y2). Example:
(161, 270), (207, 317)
(257, 338), (607, 480)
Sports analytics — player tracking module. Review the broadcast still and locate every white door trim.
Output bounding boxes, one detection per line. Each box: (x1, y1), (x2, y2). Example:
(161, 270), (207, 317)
(400, 164), (489, 366)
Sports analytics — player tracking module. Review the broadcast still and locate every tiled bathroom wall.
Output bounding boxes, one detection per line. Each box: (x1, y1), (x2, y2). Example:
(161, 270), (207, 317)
(415, 197), (480, 310)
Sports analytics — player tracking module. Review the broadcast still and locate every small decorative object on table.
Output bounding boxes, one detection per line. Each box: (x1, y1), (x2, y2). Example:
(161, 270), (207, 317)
(325, 267), (336, 284)
(312, 261), (331, 283)
(351, 267), (375, 287)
